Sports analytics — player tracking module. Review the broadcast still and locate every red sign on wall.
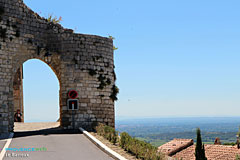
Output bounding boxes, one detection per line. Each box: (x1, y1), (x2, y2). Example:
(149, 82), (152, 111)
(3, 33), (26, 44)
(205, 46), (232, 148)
(68, 90), (78, 99)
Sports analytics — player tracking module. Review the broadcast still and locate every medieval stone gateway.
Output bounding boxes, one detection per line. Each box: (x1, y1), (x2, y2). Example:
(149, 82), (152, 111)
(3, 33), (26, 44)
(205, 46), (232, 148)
(0, 0), (116, 134)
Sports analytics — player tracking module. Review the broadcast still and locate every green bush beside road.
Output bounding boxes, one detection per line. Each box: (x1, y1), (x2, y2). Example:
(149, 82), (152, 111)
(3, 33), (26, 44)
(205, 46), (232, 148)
(96, 123), (165, 160)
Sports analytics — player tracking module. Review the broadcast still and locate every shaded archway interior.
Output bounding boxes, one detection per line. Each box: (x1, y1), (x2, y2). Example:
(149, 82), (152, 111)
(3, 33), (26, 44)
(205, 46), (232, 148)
(13, 65), (24, 122)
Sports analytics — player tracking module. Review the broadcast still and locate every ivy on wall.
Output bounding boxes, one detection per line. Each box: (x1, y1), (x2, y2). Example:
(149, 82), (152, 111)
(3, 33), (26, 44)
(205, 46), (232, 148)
(109, 85), (119, 101)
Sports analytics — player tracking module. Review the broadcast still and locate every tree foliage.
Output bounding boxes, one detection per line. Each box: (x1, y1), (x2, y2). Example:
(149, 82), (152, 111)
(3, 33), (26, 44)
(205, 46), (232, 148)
(195, 128), (207, 160)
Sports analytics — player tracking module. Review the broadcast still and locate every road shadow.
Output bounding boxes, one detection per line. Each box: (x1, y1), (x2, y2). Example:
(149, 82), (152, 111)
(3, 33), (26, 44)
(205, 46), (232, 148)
(0, 134), (12, 140)
(13, 127), (82, 139)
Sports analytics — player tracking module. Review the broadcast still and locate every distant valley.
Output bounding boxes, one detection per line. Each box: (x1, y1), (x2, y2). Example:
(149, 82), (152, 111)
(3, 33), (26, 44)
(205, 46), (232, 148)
(116, 117), (240, 147)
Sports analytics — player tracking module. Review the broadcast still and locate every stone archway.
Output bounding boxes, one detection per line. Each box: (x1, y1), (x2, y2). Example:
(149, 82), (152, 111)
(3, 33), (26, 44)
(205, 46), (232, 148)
(13, 58), (61, 124)
(0, 0), (116, 134)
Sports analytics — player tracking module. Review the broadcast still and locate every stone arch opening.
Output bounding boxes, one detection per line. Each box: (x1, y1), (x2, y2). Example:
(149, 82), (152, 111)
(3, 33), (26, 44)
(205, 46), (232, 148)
(13, 59), (60, 124)
(12, 58), (61, 130)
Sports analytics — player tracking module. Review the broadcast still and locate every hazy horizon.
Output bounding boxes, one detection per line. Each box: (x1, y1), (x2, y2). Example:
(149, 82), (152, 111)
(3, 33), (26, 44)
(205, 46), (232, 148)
(25, 116), (240, 123)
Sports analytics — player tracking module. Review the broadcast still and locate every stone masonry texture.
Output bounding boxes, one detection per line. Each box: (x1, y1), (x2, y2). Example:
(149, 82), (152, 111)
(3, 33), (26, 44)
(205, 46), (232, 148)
(0, 0), (115, 134)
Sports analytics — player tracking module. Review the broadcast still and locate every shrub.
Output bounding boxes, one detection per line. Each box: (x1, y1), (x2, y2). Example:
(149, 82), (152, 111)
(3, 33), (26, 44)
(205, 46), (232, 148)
(103, 125), (118, 144)
(120, 132), (131, 149)
(96, 123), (118, 145)
(120, 132), (165, 160)
(96, 124), (165, 159)
(47, 14), (62, 24)
(96, 123), (105, 136)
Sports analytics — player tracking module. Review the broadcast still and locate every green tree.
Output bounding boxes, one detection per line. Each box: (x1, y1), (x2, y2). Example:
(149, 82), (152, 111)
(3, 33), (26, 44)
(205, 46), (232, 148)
(195, 128), (207, 160)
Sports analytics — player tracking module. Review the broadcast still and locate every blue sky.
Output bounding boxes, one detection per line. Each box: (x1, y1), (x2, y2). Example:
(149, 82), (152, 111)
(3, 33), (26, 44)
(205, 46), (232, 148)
(23, 0), (240, 121)
(23, 60), (59, 122)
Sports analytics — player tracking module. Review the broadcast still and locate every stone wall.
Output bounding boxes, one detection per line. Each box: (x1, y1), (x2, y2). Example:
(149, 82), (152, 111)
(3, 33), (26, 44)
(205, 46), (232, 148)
(0, 0), (116, 134)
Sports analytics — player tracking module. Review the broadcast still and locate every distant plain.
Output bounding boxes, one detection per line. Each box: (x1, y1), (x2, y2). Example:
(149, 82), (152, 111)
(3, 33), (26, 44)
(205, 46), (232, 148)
(116, 117), (240, 146)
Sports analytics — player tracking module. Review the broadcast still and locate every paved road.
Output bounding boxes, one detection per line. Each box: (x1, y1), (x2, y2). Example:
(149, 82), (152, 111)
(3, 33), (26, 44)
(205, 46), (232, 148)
(3, 129), (114, 160)
(0, 140), (6, 151)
